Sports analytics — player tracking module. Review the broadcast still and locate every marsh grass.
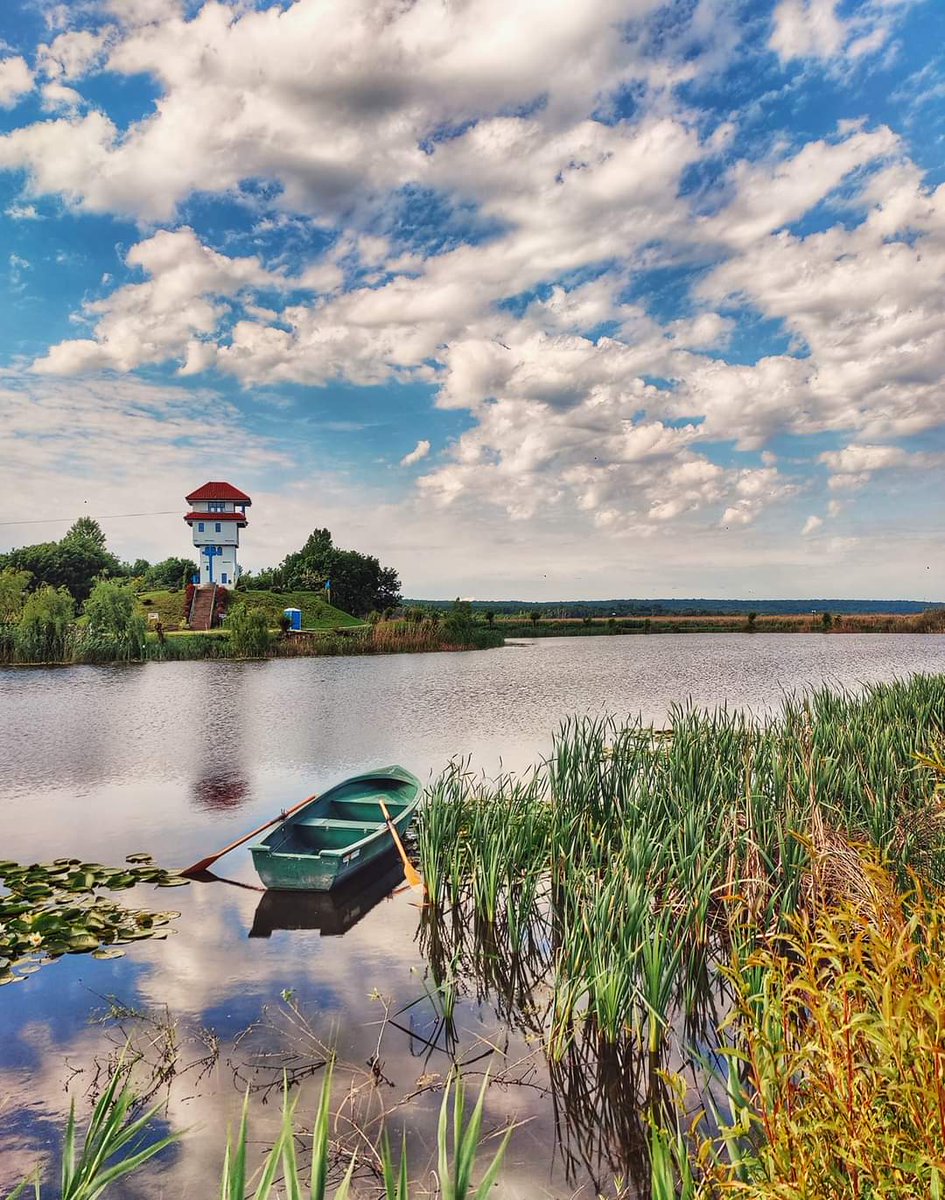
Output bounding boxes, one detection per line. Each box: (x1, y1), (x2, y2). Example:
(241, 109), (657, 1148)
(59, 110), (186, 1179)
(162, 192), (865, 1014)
(10, 1060), (512, 1200)
(416, 676), (945, 1194)
(418, 677), (945, 1058)
(676, 873), (945, 1199)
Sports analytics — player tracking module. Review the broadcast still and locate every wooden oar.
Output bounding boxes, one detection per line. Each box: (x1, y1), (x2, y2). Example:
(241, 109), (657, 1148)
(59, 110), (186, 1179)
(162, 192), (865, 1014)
(180, 792), (318, 876)
(379, 799), (422, 888)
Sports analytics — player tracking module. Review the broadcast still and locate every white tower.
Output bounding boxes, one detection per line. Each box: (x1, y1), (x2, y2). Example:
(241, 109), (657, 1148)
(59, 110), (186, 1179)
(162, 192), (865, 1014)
(184, 482), (251, 586)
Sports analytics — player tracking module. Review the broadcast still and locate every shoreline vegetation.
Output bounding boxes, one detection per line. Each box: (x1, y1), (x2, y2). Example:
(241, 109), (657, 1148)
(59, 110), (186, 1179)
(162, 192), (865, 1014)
(0, 580), (504, 666)
(2, 576), (943, 669)
(415, 674), (945, 1197)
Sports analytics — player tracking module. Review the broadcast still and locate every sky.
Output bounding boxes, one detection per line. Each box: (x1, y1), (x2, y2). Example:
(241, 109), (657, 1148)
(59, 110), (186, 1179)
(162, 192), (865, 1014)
(0, 0), (943, 600)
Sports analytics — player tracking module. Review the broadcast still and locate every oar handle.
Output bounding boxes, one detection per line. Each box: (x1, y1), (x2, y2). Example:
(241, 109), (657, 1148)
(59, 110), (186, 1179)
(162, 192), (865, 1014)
(379, 799), (422, 888)
(181, 791), (319, 876)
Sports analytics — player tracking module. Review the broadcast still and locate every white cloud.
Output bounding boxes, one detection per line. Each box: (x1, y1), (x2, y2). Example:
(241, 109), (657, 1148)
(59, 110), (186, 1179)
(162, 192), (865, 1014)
(400, 440), (431, 467)
(5, 202), (41, 220)
(769, 0), (904, 65)
(802, 514), (824, 535)
(38, 28), (112, 81)
(0, 0), (679, 222)
(770, 0), (847, 62)
(0, 56), (33, 108)
(33, 228), (287, 375)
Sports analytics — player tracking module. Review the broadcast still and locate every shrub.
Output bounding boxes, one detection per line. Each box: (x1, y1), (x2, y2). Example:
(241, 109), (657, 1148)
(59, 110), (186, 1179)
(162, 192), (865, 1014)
(227, 603), (272, 658)
(16, 585), (75, 662)
(81, 579), (147, 661)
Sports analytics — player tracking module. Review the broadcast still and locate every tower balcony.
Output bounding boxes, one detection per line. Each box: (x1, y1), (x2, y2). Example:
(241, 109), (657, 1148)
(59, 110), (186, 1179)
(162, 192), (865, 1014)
(184, 511), (248, 527)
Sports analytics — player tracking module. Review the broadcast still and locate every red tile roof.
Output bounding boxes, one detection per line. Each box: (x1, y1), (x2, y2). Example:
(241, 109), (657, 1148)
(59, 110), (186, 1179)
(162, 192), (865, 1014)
(183, 511), (248, 524)
(185, 481), (252, 505)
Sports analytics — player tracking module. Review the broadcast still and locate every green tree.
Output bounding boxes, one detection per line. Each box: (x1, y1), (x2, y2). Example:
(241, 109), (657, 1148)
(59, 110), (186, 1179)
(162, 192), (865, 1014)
(484, 610), (495, 627)
(227, 604), (272, 657)
(65, 516), (107, 548)
(83, 579), (147, 660)
(275, 527), (401, 616)
(16, 586), (75, 662)
(0, 567), (32, 623)
(145, 557), (198, 590)
(0, 518), (120, 602)
(529, 610), (541, 627)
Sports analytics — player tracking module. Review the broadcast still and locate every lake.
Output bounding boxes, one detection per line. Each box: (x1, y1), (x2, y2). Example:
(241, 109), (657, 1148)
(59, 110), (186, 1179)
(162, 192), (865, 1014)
(2, 633), (945, 1197)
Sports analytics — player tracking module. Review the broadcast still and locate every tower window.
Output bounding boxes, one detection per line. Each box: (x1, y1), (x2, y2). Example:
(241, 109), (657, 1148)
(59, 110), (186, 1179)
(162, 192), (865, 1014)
(215, 522), (221, 532)
(198, 521), (204, 532)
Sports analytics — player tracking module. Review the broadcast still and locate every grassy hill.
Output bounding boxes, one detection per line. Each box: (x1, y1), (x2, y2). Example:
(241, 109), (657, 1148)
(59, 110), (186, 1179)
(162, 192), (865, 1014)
(136, 588), (362, 630)
(237, 589), (363, 629)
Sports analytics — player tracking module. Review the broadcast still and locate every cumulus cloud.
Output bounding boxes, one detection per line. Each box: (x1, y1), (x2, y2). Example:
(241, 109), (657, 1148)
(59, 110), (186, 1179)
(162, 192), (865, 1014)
(769, 0), (903, 65)
(0, 57), (33, 108)
(400, 440), (431, 467)
(770, 0), (848, 61)
(33, 228), (288, 375)
(802, 515), (824, 536)
(5, 202), (41, 220)
(0, 0), (679, 221)
(37, 28), (112, 81)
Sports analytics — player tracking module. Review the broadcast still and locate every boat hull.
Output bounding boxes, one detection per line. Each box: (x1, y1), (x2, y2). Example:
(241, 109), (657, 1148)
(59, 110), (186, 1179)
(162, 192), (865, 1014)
(249, 766), (420, 892)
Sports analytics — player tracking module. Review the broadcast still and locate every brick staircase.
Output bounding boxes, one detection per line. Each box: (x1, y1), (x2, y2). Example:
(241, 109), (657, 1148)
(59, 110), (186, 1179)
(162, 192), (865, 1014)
(189, 584), (217, 632)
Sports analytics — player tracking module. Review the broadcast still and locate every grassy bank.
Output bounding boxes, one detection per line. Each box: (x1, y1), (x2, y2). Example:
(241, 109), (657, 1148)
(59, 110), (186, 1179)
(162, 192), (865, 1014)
(0, 617), (504, 664)
(136, 587), (362, 631)
(499, 608), (945, 636)
(416, 675), (945, 1196)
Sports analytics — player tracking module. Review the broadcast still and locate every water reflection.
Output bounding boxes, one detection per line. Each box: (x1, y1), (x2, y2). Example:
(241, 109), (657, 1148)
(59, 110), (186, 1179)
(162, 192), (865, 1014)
(249, 855), (407, 938)
(193, 772), (250, 812)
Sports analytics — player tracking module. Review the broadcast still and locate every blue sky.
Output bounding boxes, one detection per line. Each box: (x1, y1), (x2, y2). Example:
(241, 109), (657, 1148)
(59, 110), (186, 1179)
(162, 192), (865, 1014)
(0, 0), (943, 599)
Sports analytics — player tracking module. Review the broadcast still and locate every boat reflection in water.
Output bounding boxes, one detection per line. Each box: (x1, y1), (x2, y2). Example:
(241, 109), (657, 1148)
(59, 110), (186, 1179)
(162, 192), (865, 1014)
(249, 853), (408, 939)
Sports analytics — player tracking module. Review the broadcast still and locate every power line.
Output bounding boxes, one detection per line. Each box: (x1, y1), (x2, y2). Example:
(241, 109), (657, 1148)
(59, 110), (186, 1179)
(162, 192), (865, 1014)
(0, 510), (181, 528)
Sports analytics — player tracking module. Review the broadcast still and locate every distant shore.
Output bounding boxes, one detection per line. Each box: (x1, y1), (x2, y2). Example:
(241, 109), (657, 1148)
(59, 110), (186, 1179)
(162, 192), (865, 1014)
(497, 609), (945, 637)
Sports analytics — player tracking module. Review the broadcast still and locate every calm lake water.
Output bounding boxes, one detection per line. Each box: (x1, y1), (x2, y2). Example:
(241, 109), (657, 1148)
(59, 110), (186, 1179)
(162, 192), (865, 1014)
(2, 634), (945, 1197)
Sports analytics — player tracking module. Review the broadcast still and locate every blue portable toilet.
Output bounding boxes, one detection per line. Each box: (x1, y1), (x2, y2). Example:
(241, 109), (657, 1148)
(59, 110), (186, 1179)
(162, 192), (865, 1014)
(284, 607), (302, 631)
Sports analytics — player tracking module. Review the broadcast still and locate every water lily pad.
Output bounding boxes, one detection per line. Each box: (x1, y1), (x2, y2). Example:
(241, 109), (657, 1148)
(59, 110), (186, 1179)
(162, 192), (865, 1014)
(125, 853), (153, 864)
(91, 947), (125, 960)
(0, 855), (184, 976)
(67, 933), (100, 952)
(156, 877), (189, 888)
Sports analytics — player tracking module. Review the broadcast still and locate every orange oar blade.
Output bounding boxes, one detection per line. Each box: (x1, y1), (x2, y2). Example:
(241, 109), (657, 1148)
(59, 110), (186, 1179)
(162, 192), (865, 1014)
(180, 791), (319, 876)
(379, 799), (422, 889)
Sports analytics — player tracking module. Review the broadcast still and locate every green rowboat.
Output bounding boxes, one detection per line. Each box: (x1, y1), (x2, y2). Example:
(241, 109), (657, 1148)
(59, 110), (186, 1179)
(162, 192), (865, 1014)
(249, 765), (420, 891)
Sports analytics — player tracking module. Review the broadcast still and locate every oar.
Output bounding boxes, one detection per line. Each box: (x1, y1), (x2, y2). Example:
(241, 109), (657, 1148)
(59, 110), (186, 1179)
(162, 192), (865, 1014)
(180, 792), (319, 876)
(379, 799), (422, 888)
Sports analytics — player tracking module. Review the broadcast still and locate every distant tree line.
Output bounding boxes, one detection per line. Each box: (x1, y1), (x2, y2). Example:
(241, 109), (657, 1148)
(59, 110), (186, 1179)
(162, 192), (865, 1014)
(403, 597), (942, 617)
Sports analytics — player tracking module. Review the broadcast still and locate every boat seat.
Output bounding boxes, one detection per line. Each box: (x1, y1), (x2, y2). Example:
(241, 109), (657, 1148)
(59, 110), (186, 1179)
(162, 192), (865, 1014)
(294, 817), (384, 831)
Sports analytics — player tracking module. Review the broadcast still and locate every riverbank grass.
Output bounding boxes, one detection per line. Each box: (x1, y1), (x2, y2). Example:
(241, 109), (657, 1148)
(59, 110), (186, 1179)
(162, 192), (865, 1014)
(416, 674), (945, 1197)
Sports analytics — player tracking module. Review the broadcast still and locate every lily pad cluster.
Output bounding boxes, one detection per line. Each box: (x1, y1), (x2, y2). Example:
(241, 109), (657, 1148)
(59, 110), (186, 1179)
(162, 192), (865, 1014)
(0, 855), (188, 984)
